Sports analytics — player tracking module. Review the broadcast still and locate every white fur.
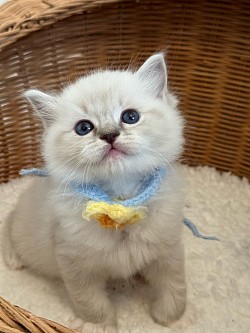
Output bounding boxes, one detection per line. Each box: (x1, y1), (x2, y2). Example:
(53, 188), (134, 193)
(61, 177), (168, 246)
(2, 54), (186, 333)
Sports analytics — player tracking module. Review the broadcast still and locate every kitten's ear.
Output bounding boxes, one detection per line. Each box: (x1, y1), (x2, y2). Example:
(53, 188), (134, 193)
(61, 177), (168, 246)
(137, 53), (167, 98)
(24, 89), (57, 126)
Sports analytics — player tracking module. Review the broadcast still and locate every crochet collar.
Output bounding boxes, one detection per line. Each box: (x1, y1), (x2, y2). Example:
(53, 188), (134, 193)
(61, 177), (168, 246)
(20, 167), (166, 206)
(73, 167), (166, 206)
(19, 166), (219, 240)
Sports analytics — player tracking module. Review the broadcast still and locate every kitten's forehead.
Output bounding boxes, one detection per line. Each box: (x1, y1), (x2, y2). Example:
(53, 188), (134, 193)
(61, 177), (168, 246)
(62, 70), (141, 116)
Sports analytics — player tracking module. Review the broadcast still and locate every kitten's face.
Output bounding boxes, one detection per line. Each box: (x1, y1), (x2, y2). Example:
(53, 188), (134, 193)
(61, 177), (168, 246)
(26, 54), (184, 183)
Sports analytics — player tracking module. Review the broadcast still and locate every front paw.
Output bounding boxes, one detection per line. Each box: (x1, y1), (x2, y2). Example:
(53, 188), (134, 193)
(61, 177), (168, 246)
(3, 244), (25, 270)
(83, 322), (117, 333)
(150, 290), (186, 326)
(69, 318), (117, 333)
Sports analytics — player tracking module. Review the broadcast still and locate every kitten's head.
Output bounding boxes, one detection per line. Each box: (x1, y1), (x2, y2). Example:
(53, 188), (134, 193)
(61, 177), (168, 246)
(25, 54), (184, 183)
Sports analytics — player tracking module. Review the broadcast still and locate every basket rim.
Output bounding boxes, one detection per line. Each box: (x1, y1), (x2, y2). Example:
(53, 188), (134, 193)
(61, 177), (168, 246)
(0, 0), (122, 52)
(0, 295), (76, 333)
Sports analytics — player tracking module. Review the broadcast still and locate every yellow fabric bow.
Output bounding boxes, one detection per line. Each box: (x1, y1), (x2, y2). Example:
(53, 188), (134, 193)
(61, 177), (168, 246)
(82, 201), (147, 229)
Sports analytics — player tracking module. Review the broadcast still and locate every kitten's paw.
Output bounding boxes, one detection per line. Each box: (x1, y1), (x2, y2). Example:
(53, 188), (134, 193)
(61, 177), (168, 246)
(69, 319), (117, 333)
(82, 322), (117, 333)
(69, 317), (84, 332)
(3, 247), (25, 270)
(150, 292), (186, 326)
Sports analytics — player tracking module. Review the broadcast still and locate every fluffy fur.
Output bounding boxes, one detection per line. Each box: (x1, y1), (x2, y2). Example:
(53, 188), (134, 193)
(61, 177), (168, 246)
(2, 54), (186, 333)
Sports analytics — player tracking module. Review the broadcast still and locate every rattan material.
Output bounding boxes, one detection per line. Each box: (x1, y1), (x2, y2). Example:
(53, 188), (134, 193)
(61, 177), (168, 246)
(0, 0), (122, 51)
(0, 296), (75, 333)
(0, 0), (249, 182)
(0, 0), (249, 331)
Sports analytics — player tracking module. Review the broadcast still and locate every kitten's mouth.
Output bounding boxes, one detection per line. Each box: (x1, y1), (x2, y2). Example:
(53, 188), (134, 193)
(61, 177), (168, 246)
(108, 147), (123, 156)
(103, 144), (127, 160)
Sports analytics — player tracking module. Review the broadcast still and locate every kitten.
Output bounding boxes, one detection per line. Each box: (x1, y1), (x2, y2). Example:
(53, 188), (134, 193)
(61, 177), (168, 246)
(2, 54), (186, 333)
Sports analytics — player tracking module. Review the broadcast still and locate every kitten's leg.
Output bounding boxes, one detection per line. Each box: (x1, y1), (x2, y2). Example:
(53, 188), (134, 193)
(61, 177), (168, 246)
(2, 214), (25, 270)
(57, 256), (117, 333)
(143, 242), (186, 326)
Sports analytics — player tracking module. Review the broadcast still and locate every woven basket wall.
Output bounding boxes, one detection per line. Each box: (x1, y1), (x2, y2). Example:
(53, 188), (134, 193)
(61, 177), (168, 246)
(0, 0), (249, 182)
(0, 0), (250, 182)
(0, 0), (249, 331)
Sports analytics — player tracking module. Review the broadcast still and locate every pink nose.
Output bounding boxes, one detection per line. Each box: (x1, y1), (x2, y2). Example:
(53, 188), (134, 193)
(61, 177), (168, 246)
(100, 132), (120, 144)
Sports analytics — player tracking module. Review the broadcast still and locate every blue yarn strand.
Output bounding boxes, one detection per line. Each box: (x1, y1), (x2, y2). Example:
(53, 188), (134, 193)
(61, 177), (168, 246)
(183, 217), (219, 241)
(74, 183), (113, 204)
(19, 168), (49, 177)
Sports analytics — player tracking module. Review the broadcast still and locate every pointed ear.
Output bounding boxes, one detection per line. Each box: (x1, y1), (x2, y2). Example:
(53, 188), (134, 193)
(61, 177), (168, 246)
(137, 53), (167, 98)
(24, 89), (57, 126)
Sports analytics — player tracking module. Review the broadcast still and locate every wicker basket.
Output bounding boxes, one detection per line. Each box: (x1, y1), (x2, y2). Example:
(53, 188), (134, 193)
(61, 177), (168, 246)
(0, 0), (249, 331)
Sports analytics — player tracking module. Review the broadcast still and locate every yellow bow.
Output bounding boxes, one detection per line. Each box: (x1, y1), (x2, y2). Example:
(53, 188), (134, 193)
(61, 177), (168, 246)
(82, 201), (147, 229)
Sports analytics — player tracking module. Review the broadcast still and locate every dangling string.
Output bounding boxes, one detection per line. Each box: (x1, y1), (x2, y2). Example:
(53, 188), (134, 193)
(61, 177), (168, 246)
(183, 217), (219, 241)
(20, 168), (49, 177)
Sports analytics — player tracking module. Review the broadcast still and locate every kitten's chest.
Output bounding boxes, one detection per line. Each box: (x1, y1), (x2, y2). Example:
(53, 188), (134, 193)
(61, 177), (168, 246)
(101, 174), (142, 200)
(62, 216), (157, 278)
(98, 231), (153, 278)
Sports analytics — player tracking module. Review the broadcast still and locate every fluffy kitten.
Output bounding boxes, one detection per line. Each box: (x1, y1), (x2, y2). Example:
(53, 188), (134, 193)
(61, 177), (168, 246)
(2, 54), (186, 333)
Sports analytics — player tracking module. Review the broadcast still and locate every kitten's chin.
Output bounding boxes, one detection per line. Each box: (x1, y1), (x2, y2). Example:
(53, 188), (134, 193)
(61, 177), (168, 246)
(97, 153), (164, 180)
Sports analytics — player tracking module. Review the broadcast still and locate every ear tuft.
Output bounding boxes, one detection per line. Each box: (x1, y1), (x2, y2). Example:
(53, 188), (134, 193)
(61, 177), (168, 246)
(137, 53), (167, 98)
(24, 89), (57, 126)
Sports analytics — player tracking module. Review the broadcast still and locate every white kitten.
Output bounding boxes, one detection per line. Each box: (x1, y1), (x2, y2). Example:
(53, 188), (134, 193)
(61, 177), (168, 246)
(2, 54), (186, 333)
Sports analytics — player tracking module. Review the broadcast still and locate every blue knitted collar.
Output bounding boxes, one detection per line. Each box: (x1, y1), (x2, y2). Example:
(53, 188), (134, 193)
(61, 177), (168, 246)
(20, 167), (166, 206)
(20, 167), (219, 241)
(74, 167), (166, 206)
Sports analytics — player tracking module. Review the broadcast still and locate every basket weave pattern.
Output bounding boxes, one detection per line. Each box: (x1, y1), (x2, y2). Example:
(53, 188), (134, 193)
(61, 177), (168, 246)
(0, 0), (249, 332)
(0, 0), (249, 182)
(0, 296), (75, 333)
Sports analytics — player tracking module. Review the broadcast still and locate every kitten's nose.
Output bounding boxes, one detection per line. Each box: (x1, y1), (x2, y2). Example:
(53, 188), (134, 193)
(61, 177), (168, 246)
(100, 132), (120, 144)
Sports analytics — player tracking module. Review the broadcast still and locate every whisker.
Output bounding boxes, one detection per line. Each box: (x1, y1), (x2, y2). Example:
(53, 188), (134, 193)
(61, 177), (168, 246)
(138, 144), (175, 174)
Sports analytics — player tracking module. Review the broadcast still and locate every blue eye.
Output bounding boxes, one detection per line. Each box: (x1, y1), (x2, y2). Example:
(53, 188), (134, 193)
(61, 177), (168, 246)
(75, 120), (94, 136)
(121, 109), (140, 124)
